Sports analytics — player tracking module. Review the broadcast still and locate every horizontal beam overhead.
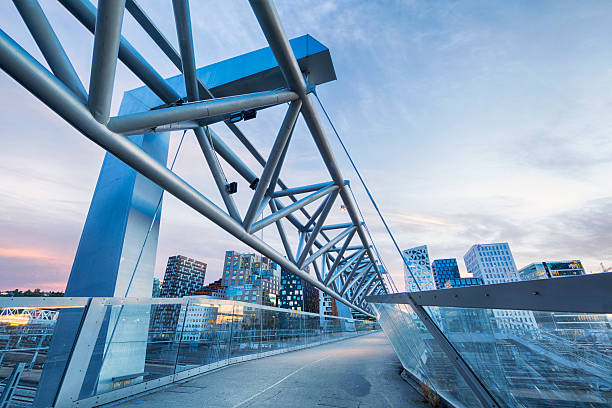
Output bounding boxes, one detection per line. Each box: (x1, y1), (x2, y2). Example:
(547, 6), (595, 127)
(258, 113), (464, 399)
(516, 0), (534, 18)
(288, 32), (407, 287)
(367, 273), (612, 314)
(107, 89), (298, 133)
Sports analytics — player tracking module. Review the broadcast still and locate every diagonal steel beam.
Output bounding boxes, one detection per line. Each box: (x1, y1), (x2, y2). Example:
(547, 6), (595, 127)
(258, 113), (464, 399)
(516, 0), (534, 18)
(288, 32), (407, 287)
(297, 190), (338, 267)
(243, 100), (301, 231)
(249, 0), (386, 294)
(0, 28), (374, 318)
(59, 0), (178, 104)
(324, 229), (356, 285)
(125, 0), (182, 69)
(301, 224), (354, 270)
(268, 199), (295, 263)
(326, 246), (363, 286)
(13, 0), (88, 103)
(88, 0), (125, 123)
(339, 252), (368, 297)
(250, 184), (338, 233)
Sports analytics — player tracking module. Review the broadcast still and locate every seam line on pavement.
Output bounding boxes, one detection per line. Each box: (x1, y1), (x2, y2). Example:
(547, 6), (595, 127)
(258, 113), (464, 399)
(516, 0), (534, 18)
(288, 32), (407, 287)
(231, 355), (331, 408)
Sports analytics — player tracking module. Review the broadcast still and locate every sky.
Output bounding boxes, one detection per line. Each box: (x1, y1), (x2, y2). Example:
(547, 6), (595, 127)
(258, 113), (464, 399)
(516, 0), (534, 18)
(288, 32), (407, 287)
(1, 0), (611, 292)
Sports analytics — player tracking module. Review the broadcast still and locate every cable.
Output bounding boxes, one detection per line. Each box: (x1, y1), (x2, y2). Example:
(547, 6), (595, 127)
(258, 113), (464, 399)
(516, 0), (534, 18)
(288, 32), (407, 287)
(313, 90), (420, 292)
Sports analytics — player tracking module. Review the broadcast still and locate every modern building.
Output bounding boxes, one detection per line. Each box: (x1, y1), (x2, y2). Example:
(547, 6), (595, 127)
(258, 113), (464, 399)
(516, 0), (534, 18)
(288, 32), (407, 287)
(464, 243), (519, 285)
(174, 297), (221, 342)
(152, 278), (161, 297)
(464, 243), (536, 332)
(279, 267), (319, 313)
(432, 258), (460, 289)
(194, 278), (227, 298)
(222, 251), (281, 306)
(518, 260), (584, 281)
(159, 255), (207, 298)
(402, 245), (435, 292)
(444, 277), (483, 288)
(319, 292), (338, 317)
(152, 255), (207, 338)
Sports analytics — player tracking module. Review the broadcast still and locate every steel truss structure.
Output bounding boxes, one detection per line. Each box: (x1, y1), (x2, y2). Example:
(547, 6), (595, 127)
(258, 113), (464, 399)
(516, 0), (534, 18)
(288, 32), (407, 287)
(0, 0), (393, 316)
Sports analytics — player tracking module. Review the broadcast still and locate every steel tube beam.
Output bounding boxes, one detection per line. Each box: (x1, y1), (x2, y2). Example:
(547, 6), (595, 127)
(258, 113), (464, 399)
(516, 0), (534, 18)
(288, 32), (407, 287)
(125, 0), (182, 69)
(243, 100), (302, 231)
(13, 0), (88, 103)
(272, 181), (335, 197)
(193, 126), (241, 221)
(250, 184), (339, 233)
(297, 190), (338, 267)
(88, 0), (125, 123)
(0, 29), (374, 318)
(269, 200), (295, 263)
(339, 252), (368, 296)
(344, 262), (373, 298)
(351, 269), (376, 303)
(324, 229), (356, 285)
(107, 89), (298, 134)
(307, 222), (359, 233)
(249, 0), (386, 293)
(59, 0), (179, 104)
(326, 247), (364, 286)
(172, 0), (198, 101)
(301, 222), (353, 270)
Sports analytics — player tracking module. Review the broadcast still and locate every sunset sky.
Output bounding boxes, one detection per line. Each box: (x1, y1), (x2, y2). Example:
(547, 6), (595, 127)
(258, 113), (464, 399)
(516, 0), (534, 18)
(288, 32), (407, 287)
(1, 0), (611, 291)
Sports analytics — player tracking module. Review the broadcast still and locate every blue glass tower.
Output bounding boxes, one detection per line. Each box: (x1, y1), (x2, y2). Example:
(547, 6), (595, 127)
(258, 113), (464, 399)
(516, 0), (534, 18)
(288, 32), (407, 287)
(431, 258), (460, 289)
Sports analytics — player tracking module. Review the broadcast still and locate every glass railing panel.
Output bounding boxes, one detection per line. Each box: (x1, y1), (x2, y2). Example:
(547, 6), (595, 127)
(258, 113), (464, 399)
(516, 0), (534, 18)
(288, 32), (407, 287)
(0, 299), (88, 407)
(174, 299), (234, 372)
(229, 303), (260, 359)
(428, 306), (612, 407)
(372, 302), (482, 408)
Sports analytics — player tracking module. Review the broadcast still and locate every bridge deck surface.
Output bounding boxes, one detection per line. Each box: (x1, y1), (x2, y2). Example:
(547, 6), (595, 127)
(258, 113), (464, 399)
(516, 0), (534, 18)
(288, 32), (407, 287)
(110, 332), (427, 408)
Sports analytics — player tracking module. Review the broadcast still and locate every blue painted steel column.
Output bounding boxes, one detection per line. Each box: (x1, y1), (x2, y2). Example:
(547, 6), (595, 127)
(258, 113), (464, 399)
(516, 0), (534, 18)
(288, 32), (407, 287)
(35, 90), (169, 405)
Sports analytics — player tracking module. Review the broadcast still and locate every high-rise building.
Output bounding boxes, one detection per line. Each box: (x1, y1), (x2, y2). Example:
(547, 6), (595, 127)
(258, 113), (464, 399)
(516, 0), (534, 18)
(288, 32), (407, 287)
(152, 278), (161, 297)
(159, 255), (207, 298)
(174, 297), (221, 342)
(319, 292), (338, 317)
(431, 258), (460, 289)
(518, 260), (584, 281)
(193, 278), (227, 298)
(222, 251), (281, 306)
(402, 245), (435, 292)
(464, 243), (536, 332)
(279, 267), (319, 313)
(444, 277), (483, 288)
(152, 255), (207, 338)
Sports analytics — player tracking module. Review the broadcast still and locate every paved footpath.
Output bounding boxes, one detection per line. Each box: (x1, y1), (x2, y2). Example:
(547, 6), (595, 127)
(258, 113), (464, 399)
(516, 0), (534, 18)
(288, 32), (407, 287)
(110, 332), (428, 408)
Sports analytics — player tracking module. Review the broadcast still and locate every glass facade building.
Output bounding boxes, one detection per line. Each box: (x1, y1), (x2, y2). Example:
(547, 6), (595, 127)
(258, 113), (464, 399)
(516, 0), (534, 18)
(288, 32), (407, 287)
(444, 277), (483, 288)
(279, 267), (319, 313)
(402, 245), (435, 292)
(432, 258), (460, 289)
(464, 243), (536, 332)
(518, 260), (585, 281)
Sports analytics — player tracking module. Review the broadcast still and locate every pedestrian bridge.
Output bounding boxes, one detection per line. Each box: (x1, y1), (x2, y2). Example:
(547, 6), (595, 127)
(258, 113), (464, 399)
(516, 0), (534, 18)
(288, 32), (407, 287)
(0, 0), (611, 407)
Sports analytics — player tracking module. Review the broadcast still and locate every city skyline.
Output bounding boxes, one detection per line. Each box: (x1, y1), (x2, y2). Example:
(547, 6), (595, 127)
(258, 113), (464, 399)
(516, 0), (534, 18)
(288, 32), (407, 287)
(1, 0), (612, 291)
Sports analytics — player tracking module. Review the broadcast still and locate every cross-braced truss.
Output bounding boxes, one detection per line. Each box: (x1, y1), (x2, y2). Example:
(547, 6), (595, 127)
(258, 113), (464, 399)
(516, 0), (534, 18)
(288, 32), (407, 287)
(1, 0), (392, 317)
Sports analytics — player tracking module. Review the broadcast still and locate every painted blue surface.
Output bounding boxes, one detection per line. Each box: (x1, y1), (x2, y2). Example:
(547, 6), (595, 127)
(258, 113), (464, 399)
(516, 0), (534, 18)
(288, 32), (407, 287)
(128, 34), (336, 105)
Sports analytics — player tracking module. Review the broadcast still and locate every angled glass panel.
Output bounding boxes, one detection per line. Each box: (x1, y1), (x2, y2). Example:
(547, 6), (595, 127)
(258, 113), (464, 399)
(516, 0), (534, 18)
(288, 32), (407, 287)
(429, 306), (612, 407)
(372, 302), (482, 407)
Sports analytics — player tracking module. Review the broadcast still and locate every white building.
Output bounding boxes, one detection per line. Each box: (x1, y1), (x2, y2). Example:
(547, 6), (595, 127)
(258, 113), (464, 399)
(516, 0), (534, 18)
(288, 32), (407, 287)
(402, 245), (436, 292)
(464, 243), (537, 332)
(175, 297), (219, 342)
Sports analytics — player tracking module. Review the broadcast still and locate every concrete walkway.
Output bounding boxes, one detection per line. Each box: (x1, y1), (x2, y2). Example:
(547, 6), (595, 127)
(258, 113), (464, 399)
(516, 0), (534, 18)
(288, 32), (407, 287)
(111, 332), (428, 408)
